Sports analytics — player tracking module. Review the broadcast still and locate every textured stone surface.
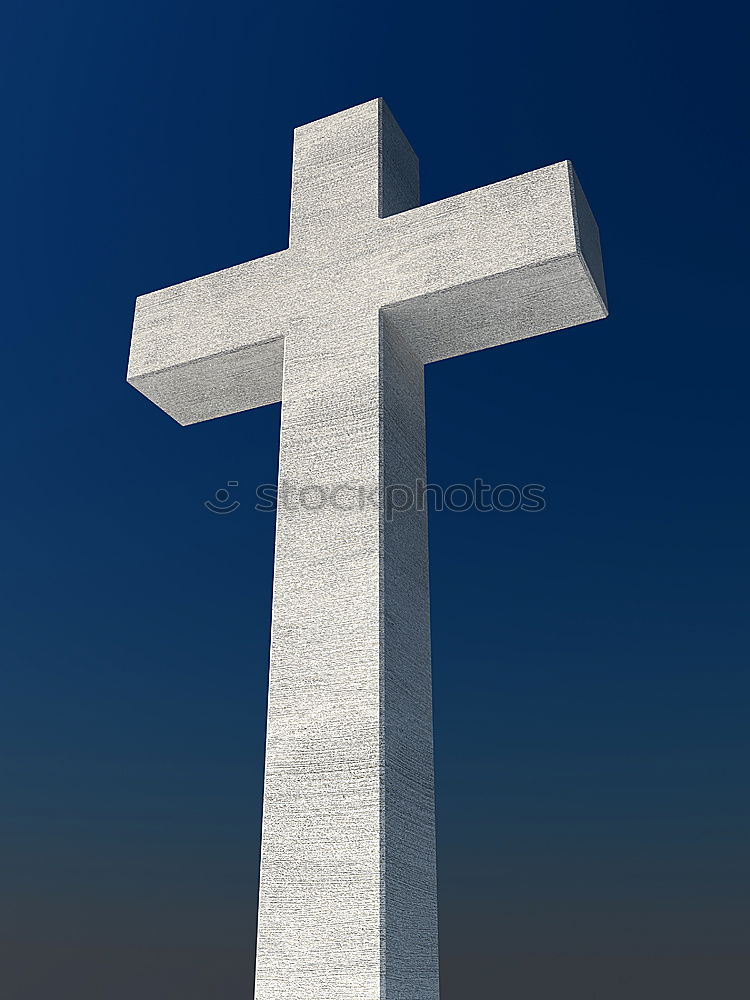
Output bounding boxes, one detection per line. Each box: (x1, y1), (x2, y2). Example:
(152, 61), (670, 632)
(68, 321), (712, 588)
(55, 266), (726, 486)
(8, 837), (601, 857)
(127, 98), (607, 999)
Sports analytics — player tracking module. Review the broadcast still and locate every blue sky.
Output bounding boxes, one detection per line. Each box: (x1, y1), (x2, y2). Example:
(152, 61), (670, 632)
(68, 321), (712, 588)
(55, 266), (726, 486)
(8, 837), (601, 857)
(2, 1), (748, 997)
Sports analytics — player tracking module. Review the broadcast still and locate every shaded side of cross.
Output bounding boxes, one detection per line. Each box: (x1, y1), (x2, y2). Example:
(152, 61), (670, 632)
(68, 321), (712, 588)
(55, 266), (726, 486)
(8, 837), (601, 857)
(127, 99), (606, 1000)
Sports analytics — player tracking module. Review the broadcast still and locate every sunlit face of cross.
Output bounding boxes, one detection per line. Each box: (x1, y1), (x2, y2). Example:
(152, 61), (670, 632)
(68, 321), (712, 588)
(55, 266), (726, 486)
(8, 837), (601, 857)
(127, 99), (607, 1000)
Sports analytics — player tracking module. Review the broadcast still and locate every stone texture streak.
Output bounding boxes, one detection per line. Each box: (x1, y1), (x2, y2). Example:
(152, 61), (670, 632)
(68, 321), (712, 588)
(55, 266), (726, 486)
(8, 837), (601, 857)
(127, 98), (607, 999)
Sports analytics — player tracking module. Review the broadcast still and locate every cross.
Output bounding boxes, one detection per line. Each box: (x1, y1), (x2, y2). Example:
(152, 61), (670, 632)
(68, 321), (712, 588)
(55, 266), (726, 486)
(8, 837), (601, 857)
(127, 98), (607, 1000)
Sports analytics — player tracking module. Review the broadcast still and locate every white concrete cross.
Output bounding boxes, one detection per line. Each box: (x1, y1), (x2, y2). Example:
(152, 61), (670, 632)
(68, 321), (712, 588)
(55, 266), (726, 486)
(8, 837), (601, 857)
(127, 98), (607, 1000)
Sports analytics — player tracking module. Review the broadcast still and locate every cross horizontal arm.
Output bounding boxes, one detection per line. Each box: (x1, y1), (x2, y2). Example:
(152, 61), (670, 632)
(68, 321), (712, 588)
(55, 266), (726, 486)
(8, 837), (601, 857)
(376, 160), (607, 363)
(127, 100), (607, 428)
(126, 249), (293, 425)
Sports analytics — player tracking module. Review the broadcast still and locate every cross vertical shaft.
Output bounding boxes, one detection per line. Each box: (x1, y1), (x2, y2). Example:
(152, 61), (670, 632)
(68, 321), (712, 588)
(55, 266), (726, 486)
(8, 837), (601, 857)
(255, 315), (437, 998)
(255, 295), (437, 1000)
(253, 106), (437, 998)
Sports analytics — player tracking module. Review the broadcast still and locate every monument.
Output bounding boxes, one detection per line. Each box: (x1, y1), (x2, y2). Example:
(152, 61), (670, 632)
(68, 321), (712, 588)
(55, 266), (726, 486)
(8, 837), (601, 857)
(127, 98), (607, 999)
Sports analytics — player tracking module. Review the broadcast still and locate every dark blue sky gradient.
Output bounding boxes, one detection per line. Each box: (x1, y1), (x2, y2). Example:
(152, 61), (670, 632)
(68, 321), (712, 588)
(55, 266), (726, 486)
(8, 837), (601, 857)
(2, 1), (748, 997)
